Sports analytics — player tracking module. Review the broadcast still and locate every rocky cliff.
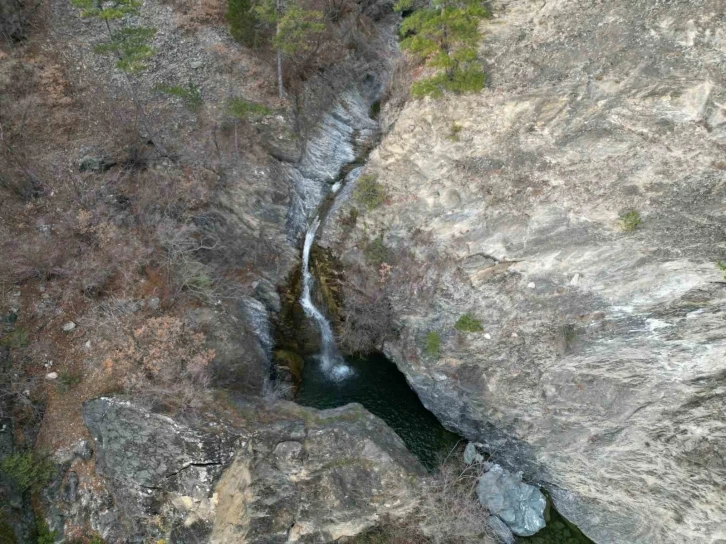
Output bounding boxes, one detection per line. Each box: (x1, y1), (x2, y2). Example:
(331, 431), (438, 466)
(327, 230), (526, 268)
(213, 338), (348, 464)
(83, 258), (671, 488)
(323, 0), (726, 542)
(45, 397), (423, 542)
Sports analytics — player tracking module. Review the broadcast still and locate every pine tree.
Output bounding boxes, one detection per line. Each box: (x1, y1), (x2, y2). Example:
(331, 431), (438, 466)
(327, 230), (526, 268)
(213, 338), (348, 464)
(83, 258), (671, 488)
(70, 0), (165, 154)
(396, 0), (489, 98)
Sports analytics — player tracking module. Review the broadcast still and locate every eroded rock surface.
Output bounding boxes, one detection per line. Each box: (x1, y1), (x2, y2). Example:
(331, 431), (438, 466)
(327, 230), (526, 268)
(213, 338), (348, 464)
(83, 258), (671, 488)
(55, 397), (422, 543)
(323, 0), (726, 542)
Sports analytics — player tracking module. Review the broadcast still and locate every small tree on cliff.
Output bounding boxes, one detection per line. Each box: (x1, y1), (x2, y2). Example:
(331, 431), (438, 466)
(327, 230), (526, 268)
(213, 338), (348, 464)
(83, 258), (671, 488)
(254, 0), (325, 98)
(396, 0), (489, 98)
(70, 0), (165, 154)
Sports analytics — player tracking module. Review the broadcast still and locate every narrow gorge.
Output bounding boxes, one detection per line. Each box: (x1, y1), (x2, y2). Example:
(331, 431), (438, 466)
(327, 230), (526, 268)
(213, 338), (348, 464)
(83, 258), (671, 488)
(0, 0), (724, 543)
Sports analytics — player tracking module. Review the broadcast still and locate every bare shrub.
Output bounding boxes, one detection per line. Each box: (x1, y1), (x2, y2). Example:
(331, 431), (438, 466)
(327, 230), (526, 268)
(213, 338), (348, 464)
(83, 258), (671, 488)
(0, 233), (68, 283)
(418, 459), (495, 544)
(113, 316), (215, 410)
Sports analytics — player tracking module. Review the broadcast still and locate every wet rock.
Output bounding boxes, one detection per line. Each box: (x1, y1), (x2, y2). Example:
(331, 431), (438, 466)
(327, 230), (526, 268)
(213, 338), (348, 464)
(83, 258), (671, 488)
(476, 465), (546, 537)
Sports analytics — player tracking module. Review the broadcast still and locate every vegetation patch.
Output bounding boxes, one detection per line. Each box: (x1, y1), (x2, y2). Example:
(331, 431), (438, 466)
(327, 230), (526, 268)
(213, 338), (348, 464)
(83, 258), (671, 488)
(447, 122), (463, 141)
(354, 174), (387, 211)
(0, 451), (55, 494)
(717, 261), (726, 279)
(155, 81), (203, 112)
(364, 235), (390, 266)
(227, 98), (273, 120)
(0, 327), (28, 349)
(619, 210), (642, 232)
(425, 331), (441, 358)
(396, 0), (490, 98)
(454, 313), (483, 333)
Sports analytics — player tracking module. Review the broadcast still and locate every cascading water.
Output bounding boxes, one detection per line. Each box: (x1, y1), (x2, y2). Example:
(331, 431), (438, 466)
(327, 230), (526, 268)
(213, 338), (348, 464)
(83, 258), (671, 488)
(300, 215), (352, 380)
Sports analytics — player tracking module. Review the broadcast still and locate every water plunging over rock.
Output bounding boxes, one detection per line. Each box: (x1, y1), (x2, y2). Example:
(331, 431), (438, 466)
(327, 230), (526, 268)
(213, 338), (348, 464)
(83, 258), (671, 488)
(300, 215), (351, 379)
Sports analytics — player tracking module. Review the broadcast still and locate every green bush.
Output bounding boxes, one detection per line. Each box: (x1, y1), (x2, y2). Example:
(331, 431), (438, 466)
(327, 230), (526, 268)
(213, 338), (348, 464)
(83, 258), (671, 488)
(619, 210), (642, 232)
(354, 174), (387, 211)
(0, 327), (28, 349)
(454, 313), (482, 333)
(364, 235), (389, 266)
(227, 97), (272, 120)
(227, 0), (262, 47)
(0, 452), (55, 493)
(397, 0), (489, 98)
(155, 81), (203, 112)
(447, 122), (463, 141)
(717, 261), (726, 279)
(425, 331), (441, 357)
(35, 516), (57, 544)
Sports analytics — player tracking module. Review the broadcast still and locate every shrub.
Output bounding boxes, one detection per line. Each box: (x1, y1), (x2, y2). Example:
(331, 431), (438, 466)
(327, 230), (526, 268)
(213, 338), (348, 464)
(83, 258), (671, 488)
(425, 331), (441, 358)
(619, 210), (642, 232)
(0, 327), (28, 349)
(354, 174), (387, 211)
(455, 313), (482, 333)
(397, 0), (489, 98)
(364, 235), (389, 266)
(717, 261), (726, 279)
(0, 452), (55, 493)
(226, 97), (272, 120)
(155, 81), (203, 112)
(35, 516), (57, 544)
(227, 0), (262, 47)
(447, 122), (463, 142)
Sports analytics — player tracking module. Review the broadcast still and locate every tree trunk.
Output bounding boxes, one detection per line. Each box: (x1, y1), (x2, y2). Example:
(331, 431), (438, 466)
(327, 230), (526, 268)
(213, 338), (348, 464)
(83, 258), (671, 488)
(276, 0), (285, 99)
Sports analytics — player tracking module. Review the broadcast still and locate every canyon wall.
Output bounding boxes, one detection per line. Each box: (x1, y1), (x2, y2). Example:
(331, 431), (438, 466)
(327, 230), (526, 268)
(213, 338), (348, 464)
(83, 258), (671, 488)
(323, 0), (726, 542)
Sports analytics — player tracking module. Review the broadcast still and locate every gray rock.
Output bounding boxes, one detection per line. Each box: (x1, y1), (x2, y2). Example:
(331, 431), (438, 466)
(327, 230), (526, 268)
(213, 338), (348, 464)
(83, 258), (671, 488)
(146, 296), (160, 310)
(61, 321), (76, 332)
(0, 0), (23, 41)
(476, 465), (546, 537)
(61, 471), (79, 503)
(487, 515), (516, 544)
(78, 154), (116, 173)
(326, 0), (726, 541)
(45, 372), (58, 380)
(70, 396), (424, 543)
(463, 442), (484, 465)
(73, 439), (93, 461)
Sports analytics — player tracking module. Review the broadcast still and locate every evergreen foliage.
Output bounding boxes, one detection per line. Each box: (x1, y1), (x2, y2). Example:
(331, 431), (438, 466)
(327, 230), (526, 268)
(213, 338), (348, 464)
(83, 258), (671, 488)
(619, 210), (642, 232)
(425, 331), (441, 357)
(227, 0), (261, 47)
(354, 174), (387, 211)
(227, 97), (272, 119)
(395, 0), (489, 98)
(155, 81), (203, 112)
(454, 313), (483, 333)
(0, 451), (55, 493)
(71, 0), (157, 74)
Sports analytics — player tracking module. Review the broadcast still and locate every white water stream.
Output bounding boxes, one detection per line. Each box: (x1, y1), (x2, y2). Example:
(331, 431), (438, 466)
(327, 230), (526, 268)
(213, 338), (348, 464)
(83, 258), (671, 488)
(300, 216), (352, 380)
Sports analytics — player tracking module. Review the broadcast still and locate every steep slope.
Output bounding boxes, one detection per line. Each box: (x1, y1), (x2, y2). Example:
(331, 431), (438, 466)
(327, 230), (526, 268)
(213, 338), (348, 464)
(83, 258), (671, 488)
(323, 0), (726, 542)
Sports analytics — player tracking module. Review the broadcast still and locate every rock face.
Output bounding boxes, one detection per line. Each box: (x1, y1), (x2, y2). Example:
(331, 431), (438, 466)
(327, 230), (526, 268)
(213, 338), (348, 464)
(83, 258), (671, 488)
(323, 0), (726, 542)
(58, 397), (422, 543)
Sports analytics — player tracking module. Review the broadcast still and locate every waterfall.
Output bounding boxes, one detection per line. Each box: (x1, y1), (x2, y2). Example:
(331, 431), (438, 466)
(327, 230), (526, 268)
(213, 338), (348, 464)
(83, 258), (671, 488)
(300, 216), (352, 380)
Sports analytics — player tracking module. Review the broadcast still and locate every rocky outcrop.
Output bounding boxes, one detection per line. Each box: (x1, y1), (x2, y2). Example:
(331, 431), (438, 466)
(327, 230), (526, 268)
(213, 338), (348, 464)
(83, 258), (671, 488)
(323, 0), (726, 542)
(46, 397), (423, 542)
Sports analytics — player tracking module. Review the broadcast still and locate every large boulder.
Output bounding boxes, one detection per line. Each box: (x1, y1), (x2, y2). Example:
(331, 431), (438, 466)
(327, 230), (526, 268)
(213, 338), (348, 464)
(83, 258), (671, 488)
(46, 397), (423, 543)
(322, 0), (726, 542)
(476, 465), (546, 537)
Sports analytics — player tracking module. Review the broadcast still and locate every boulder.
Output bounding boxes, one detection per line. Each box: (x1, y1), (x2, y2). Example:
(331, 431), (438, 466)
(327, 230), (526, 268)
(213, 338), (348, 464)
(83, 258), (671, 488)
(476, 464), (546, 537)
(55, 396), (424, 543)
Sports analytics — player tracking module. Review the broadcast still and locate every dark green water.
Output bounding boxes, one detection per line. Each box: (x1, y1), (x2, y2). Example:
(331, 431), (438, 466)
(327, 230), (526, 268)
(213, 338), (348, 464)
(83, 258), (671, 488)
(296, 352), (461, 470)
